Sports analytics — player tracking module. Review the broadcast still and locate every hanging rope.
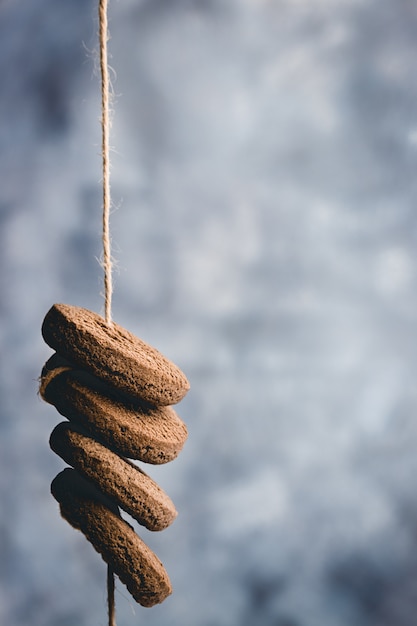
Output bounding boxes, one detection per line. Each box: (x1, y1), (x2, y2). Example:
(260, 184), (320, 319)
(99, 0), (113, 327)
(99, 0), (116, 623)
(107, 559), (116, 626)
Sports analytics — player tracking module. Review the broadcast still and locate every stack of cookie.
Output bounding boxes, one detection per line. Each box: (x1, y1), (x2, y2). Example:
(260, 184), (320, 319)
(39, 303), (190, 607)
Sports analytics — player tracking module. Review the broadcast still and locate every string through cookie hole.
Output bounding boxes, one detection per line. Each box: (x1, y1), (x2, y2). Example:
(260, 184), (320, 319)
(98, 0), (116, 621)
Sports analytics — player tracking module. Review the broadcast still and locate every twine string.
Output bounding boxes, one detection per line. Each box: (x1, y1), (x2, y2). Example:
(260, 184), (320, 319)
(107, 561), (116, 626)
(99, 1), (116, 624)
(99, 0), (113, 327)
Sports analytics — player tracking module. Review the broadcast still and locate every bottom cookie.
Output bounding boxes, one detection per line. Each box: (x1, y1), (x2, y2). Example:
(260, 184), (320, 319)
(51, 468), (172, 607)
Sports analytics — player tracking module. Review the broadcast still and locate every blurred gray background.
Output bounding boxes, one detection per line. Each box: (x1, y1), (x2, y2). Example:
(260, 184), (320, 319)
(2, 0), (417, 624)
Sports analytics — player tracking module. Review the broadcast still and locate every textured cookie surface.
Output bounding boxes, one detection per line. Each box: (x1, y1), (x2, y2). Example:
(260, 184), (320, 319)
(51, 468), (172, 607)
(41, 355), (188, 464)
(42, 303), (190, 406)
(50, 422), (177, 531)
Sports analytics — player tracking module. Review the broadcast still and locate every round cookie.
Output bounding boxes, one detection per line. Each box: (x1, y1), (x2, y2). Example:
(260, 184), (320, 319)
(40, 354), (188, 464)
(41, 303), (190, 406)
(51, 468), (172, 607)
(50, 422), (177, 531)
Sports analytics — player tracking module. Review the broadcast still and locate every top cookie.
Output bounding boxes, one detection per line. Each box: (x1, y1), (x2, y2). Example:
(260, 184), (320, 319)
(41, 304), (190, 406)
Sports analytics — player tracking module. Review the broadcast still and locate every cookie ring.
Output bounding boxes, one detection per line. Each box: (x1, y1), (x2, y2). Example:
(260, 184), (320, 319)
(41, 355), (188, 464)
(50, 422), (177, 531)
(42, 303), (190, 406)
(51, 468), (172, 607)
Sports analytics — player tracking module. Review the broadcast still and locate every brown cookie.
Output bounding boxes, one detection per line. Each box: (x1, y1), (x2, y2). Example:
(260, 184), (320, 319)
(41, 303), (190, 406)
(40, 354), (188, 464)
(51, 468), (172, 607)
(50, 422), (177, 531)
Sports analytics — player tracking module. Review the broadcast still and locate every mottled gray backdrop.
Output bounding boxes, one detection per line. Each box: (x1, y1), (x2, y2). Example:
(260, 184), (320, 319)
(2, 1), (417, 625)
